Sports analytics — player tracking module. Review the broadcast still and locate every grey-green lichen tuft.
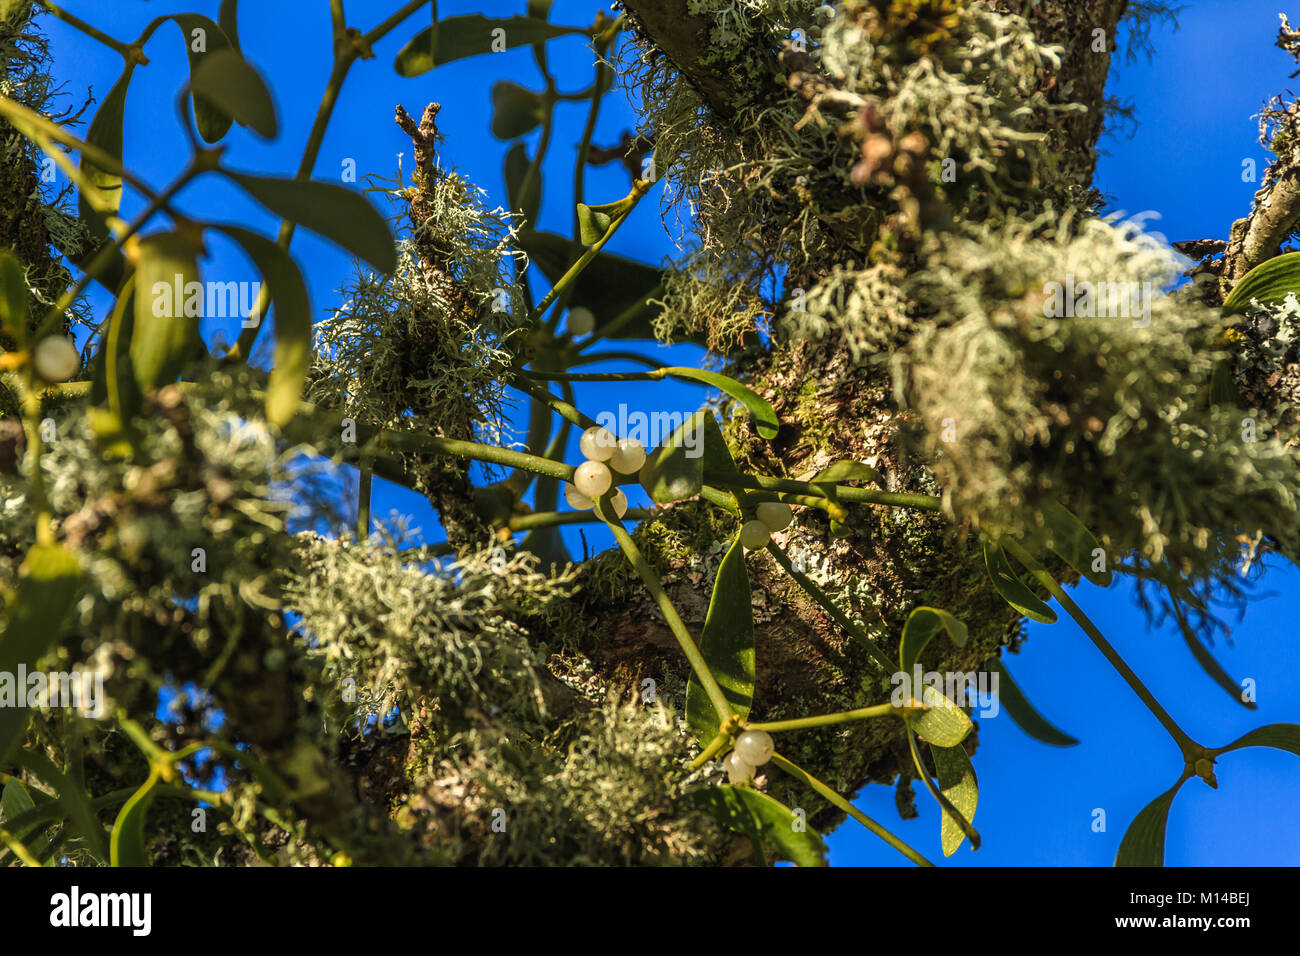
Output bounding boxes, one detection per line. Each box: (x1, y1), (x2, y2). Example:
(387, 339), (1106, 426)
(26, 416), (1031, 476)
(902, 214), (1300, 581)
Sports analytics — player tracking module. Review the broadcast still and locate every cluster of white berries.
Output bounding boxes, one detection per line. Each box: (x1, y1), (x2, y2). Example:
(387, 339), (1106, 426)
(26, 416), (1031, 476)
(725, 728), (775, 784)
(738, 501), (794, 550)
(564, 425), (647, 519)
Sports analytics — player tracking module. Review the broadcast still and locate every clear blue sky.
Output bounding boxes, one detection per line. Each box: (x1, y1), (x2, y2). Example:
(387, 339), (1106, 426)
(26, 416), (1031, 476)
(42, 0), (1300, 866)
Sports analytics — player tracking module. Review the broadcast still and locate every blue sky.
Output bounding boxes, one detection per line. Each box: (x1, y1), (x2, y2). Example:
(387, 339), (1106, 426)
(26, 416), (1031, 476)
(40, 0), (1300, 866)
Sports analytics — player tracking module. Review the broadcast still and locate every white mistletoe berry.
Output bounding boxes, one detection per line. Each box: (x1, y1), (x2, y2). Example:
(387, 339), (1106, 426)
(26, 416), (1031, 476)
(734, 729), (774, 766)
(608, 436), (647, 475)
(564, 482), (594, 510)
(725, 750), (755, 784)
(579, 425), (618, 462)
(573, 459), (613, 498)
(740, 519), (771, 550)
(756, 501), (793, 531)
(33, 336), (80, 383)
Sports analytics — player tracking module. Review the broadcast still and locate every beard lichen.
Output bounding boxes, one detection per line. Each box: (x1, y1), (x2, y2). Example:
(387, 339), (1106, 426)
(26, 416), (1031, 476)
(0, 0), (90, 404)
(283, 532), (577, 736)
(627, 0), (1084, 353)
(903, 214), (1300, 581)
(308, 173), (523, 447)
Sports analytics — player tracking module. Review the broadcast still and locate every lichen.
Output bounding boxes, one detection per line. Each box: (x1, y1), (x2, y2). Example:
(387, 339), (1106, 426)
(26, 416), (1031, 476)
(903, 213), (1300, 582)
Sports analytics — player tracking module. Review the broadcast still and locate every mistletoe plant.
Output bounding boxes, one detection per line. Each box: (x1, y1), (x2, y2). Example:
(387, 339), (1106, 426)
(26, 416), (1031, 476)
(0, 0), (1298, 868)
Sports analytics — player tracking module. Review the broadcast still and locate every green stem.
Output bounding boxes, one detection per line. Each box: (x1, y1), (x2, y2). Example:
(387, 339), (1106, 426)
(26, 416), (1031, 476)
(771, 752), (933, 867)
(0, 827), (41, 866)
(600, 513), (734, 725)
(230, 53), (352, 361)
(506, 375), (558, 494)
(566, 349), (668, 370)
(689, 730), (731, 770)
(571, 63), (608, 238)
(529, 180), (651, 324)
(700, 484), (741, 513)
(37, 162), (196, 343)
(0, 94), (157, 199)
(377, 431), (574, 482)
(40, 1), (134, 58)
(357, 467), (372, 541)
(116, 713), (168, 764)
(514, 374), (598, 431)
(363, 0), (432, 46)
(518, 79), (556, 236)
(509, 508), (652, 531)
(713, 472), (941, 512)
(1001, 538), (1200, 756)
(20, 386), (52, 546)
(748, 702), (898, 733)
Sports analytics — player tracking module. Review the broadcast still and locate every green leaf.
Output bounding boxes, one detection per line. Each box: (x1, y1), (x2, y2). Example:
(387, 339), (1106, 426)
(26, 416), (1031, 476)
(225, 171), (396, 274)
(78, 65), (134, 241)
(811, 460), (884, 487)
(90, 277), (143, 449)
(1208, 357), (1240, 407)
(504, 143), (540, 223)
(0, 778), (47, 857)
(899, 606), (968, 675)
(932, 744), (978, 856)
(988, 659), (1079, 746)
(898, 607), (971, 747)
(1041, 500), (1112, 587)
(130, 232), (202, 393)
(983, 541), (1057, 624)
(12, 748), (110, 862)
(576, 202), (614, 245)
(1116, 778), (1186, 867)
(639, 410), (706, 504)
(216, 226), (311, 427)
(395, 15), (584, 76)
(0, 249), (29, 343)
(169, 15), (242, 142)
(1215, 723), (1300, 757)
(689, 785), (827, 867)
(1173, 610), (1257, 711)
(911, 685), (973, 748)
(1, 778), (35, 822)
(700, 413), (741, 478)
(686, 533), (755, 744)
(490, 81), (544, 139)
(1221, 251), (1300, 315)
(218, 0), (241, 51)
(190, 46), (277, 140)
(661, 367), (779, 440)
(109, 767), (161, 867)
(906, 726), (980, 850)
(0, 545), (83, 763)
